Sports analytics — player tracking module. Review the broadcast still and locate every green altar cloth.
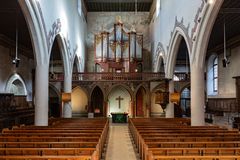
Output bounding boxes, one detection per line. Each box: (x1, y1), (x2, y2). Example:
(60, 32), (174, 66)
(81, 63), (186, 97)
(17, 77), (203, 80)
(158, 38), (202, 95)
(111, 112), (128, 123)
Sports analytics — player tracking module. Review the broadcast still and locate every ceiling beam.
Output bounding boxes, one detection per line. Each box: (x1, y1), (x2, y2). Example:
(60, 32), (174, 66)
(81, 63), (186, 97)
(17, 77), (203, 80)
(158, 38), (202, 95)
(85, 0), (152, 3)
(220, 8), (240, 14)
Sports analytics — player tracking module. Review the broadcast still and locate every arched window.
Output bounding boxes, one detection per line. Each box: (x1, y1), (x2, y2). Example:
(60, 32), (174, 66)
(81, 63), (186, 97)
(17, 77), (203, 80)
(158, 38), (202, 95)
(207, 54), (218, 96)
(5, 74), (27, 96)
(213, 57), (218, 92)
(180, 87), (190, 114)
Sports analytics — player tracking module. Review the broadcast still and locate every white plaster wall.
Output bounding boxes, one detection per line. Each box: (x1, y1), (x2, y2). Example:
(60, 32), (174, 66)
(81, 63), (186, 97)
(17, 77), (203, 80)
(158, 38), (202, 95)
(151, 93), (163, 116)
(37, 0), (87, 71)
(150, 0), (203, 65)
(107, 86), (131, 116)
(209, 46), (240, 98)
(72, 87), (88, 114)
(0, 45), (34, 101)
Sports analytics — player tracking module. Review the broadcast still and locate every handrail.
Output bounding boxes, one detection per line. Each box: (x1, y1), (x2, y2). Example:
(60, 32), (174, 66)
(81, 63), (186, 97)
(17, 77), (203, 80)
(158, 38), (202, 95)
(50, 72), (166, 82)
(49, 72), (190, 82)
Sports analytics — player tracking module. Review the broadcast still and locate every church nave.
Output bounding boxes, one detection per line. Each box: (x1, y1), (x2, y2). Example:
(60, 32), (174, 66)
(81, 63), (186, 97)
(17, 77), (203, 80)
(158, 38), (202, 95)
(104, 123), (139, 160)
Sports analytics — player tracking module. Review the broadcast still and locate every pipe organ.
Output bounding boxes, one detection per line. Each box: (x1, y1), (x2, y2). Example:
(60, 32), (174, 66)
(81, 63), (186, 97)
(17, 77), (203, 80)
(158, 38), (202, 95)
(94, 21), (143, 73)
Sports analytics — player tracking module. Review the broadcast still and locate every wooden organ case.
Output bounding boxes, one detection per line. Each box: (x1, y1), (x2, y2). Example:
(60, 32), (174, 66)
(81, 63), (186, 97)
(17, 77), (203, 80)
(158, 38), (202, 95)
(94, 20), (143, 73)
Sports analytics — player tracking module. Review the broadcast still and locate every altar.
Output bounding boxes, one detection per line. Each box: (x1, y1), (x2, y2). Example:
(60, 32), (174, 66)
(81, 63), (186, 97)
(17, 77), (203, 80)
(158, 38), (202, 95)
(111, 112), (128, 123)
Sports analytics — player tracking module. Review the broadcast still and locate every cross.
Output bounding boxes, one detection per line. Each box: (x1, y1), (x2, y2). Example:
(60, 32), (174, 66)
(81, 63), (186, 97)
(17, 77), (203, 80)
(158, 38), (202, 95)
(116, 96), (124, 109)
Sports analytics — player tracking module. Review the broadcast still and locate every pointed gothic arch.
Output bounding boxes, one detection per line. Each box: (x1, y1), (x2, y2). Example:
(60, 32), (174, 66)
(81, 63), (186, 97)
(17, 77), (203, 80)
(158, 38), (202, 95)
(5, 74), (27, 96)
(49, 84), (61, 118)
(166, 27), (191, 78)
(18, 0), (48, 65)
(191, 0), (224, 67)
(107, 85), (132, 117)
(72, 55), (81, 73)
(154, 42), (166, 73)
(72, 86), (88, 117)
(135, 86), (147, 117)
(49, 34), (71, 76)
(90, 86), (104, 117)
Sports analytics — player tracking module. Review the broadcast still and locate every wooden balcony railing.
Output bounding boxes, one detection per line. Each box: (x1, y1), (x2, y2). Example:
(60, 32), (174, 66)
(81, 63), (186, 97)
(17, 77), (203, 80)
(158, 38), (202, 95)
(49, 72), (166, 82)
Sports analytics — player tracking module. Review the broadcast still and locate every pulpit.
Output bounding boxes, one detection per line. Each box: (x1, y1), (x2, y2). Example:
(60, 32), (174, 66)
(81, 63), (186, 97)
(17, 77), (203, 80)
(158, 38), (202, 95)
(111, 112), (128, 123)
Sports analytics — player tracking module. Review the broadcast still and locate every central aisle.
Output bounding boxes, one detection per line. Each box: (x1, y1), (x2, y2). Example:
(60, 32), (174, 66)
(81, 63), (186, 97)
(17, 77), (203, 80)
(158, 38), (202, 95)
(104, 123), (139, 160)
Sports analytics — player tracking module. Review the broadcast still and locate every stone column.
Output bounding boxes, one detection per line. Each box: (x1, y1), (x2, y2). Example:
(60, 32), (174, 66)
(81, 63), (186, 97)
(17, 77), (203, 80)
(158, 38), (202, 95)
(166, 80), (174, 118)
(63, 74), (72, 118)
(191, 65), (205, 126)
(35, 64), (49, 126)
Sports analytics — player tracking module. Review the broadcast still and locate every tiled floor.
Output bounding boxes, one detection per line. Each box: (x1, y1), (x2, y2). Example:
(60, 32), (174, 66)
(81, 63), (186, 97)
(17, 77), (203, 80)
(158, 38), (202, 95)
(104, 123), (139, 160)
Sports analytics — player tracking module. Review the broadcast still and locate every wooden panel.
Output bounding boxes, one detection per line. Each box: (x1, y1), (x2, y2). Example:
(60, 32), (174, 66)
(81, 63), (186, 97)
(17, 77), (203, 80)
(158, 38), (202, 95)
(207, 98), (237, 112)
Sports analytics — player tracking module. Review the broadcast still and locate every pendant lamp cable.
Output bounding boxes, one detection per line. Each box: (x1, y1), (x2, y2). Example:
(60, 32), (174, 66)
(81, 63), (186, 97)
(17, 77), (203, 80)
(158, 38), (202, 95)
(135, 0), (137, 15)
(223, 15), (230, 67)
(13, 8), (20, 67)
(223, 16), (227, 60)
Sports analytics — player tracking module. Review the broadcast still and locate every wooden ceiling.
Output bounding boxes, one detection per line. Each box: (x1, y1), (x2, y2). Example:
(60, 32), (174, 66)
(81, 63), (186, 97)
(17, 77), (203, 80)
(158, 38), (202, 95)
(0, 0), (239, 61)
(84, 0), (153, 12)
(207, 0), (240, 52)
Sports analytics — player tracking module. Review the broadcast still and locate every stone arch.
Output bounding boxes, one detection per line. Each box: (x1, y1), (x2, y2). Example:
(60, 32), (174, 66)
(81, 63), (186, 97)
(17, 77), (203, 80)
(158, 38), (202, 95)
(107, 84), (132, 117)
(48, 84), (61, 117)
(49, 34), (71, 76)
(18, 0), (48, 65)
(154, 42), (166, 72)
(166, 27), (191, 78)
(152, 82), (168, 93)
(180, 83), (191, 94)
(135, 84), (149, 117)
(72, 55), (81, 81)
(5, 73), (27, 96)
(72, 55), (81, 73)
(49, 84), (61, 98)
(72, 86), (88, 117)
(191, 0), (224, 67)
(106, 84), (133, 100)
(90, 85), (105, 101)
(90, 86), (105, 117)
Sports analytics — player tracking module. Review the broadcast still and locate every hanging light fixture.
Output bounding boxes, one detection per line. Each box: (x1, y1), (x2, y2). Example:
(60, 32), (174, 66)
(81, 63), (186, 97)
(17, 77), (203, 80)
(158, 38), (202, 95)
(12, 9), (20, 68)
(222, 16), (230, 68)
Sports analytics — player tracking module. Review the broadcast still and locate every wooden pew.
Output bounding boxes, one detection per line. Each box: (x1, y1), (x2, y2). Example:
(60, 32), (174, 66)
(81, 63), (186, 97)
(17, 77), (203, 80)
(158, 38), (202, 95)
(0, 118), (109, 160)
(0, 136), (100, 142)
(147, 154), (240, 160)
(0, 155), (95, 160)
(0, 147), (96, 156)
(128, 118), (240, 160)
(0, 141), (98, 148)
